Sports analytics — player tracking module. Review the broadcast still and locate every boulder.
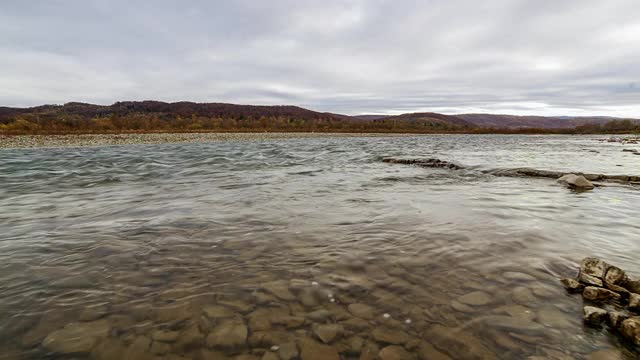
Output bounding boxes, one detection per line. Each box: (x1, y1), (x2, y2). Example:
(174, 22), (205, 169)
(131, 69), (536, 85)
(620, 317), (640, 346)
(625, 280), (640, 294)
(41, 320), (111, 355)
(560, 278), (584, 293)
(378, 345), (414, 360)
(583, 286), (621, 302)
(583, 306), (608, 325)
(558, 174), (594, 189)
(579, 272), (604, 287)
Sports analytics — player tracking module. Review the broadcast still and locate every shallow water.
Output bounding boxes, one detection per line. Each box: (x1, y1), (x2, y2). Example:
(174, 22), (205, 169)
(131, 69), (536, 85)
(1, 134), (639, 359)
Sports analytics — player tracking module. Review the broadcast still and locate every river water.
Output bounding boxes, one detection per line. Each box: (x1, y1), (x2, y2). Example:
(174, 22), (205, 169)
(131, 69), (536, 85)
(1, 134), (639, 359)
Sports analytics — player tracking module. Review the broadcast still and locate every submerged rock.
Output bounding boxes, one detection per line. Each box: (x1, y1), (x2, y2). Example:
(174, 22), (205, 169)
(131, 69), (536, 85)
(557, 174), (594, 189)
(206, 317), (248, 351)
(378, 345), (414, 360)
(457, 291), (492, 306)
(297, 337), (340, 360)
(583, 306), (608, 326)
(347, 303), (375, 320)
(312, 323), (343, 344)
(42, 320), (111, 355)
(372, 326), (410, 345)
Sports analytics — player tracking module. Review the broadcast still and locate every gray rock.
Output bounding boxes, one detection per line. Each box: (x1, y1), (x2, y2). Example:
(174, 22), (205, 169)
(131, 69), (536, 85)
(583, 306), (608, 325)
(560, 278), (584, 293)
(620, 317), (640, 346)
(41, 320), (111, 355)
(583, 286), (621, 302)
(558, 174), (594, 189)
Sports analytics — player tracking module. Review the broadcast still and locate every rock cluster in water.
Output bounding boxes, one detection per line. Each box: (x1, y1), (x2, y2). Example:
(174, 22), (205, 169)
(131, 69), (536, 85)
(561, 257), (640, 346)
(383, 157), (640, 188)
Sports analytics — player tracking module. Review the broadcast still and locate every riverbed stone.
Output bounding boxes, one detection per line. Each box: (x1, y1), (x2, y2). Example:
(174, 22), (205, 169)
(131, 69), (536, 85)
(206, 317), (248, 351)
(151, 329), (180, 343)
(263, 280), (297, 301)
(417, 341), (452, 360)
(536, 307), (572, 328)
(583, 306), (608, 325)
(347, 303), (375, 319)
(427, 324), (496, 360)
(278, 341), (299, 360)
(372, 326), (410, 345)
(482, 315), (544, 333)
(248, 306), (290, 332)
(124, 336), (151, 360)
(503, 271), (536, 282)
(560, 278), (584, 293)
(586, 349), (623, 360)
(312, 323), (343, 344)
(42, 320), (111, 355)
(583, 286), (621, 302)
(379, 345), (414, 360)
(458, 291), (491, 306)
(512, 287), (537, 305)
(298, 337), (339, 360)
(620, 317), (640, 345)
(307, 309), (332, 322)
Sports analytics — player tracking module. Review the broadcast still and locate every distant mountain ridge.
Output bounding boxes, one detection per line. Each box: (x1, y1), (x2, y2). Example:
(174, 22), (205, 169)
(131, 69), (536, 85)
(0, 101), (638, 132)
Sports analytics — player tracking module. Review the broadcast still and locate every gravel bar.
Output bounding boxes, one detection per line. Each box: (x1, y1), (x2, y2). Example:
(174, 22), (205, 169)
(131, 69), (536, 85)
(0, 132), (416, 149)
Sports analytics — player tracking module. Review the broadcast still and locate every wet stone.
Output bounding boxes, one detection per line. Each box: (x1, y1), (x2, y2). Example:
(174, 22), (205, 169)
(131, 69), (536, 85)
(604, 266), (628, 291)
(379, 345), (414, 360)
(150, 341), (171, 355)
(608, 312), (629, 329)
(306, 309), (332, 322)
(263, 280), (297, 301)
(629, 293), (640, 311)
(512, 287), (537, 305)
(620, 317), (640, 346)
(347, 303), (375, 320)
(372, 326), (410, 345)
(312, 323), (343, 344)
(206, 317), (248, 351)
(298, 337), (340, 360)
(457, 291), (492, 306)
(537, 307), (572, 328)
(583, 286), (621, 302)
(42, 320), (111, 355)
(151, 329), (180, 343)
(580, 257), (608, 280)
(482, 315), (544, 333)
(583, 306), (608, 326)
(587, 349), (623, 360)
(124, 336), (152, 360)
(277, 341), (299, 360)
(560, 278), (584, 293)
(417, 341), (452, 360)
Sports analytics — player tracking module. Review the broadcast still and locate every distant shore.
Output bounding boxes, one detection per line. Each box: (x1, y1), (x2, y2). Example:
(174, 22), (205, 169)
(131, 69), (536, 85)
(0, 132), (419, 149)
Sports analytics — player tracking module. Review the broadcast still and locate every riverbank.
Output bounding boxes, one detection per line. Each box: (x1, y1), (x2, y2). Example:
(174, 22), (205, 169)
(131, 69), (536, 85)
(0, 132), (417, 149)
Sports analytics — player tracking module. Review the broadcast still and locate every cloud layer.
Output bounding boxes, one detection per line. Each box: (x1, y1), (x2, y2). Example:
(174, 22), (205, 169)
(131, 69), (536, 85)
(2, 0), (639, 116)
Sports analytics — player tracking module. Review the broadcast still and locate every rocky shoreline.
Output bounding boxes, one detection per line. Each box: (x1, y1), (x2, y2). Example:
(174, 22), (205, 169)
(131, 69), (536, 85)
(562, 257), (640, 347)
(0, 133), (415, 149)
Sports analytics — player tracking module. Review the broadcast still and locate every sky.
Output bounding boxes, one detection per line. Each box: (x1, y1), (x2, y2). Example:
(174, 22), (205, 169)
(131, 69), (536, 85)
(2, 0), (640, 117)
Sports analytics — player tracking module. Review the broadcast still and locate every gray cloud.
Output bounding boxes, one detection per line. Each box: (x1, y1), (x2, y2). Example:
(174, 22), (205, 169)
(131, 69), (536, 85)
(2, 0), (639, 116)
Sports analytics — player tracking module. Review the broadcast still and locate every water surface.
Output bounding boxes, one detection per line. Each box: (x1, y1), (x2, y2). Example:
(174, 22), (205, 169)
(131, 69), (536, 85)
(1, 134), (639, 359)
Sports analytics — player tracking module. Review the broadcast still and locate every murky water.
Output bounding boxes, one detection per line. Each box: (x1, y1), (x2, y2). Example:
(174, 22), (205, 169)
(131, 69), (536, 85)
(1, 134), (639, 359)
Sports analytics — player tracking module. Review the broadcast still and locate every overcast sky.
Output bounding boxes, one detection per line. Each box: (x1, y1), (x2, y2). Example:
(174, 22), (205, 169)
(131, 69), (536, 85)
(2, 1), (640, 116)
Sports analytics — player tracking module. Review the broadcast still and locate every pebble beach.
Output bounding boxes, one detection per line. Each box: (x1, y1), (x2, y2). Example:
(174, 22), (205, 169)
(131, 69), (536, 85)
(0, 132), (413, 149)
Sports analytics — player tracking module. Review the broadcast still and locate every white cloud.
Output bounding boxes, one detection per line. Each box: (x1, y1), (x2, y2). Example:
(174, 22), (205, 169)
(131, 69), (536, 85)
(1, 0), (639, 117)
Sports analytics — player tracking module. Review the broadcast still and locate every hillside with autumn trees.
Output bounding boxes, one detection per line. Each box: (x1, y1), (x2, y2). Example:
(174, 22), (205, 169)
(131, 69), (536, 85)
(0, 101), (638, 135)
